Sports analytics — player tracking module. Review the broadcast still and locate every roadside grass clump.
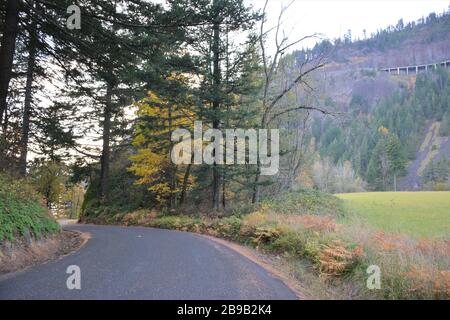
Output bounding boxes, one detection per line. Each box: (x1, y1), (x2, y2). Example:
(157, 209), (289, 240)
(0, 173), (60, 241)
(338, 222), (450, 299)
(241, 211), (362, 278)
(146, 215), (203, 231)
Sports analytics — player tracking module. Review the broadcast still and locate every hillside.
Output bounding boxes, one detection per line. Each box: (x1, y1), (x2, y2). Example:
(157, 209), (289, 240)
(398, 121), (450, 190)
(289, 11), (450, 192)
(290, 11), (450, 107)
(308, 11), (450, 70)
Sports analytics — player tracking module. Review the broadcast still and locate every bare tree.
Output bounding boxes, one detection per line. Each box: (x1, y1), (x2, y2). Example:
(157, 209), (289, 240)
(252, 0), (328, 203)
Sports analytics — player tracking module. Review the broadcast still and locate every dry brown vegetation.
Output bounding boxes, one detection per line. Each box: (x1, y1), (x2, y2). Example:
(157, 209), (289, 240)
(0, 230), (87, 274)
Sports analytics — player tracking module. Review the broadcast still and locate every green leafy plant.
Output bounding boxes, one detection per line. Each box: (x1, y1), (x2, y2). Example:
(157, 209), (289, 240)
(0, 174), (59, 241)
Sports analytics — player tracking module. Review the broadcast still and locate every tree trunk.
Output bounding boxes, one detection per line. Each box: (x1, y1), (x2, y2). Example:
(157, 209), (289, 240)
(222, 175), (226, 208)
(180, 152), (194, 206)
(180, 163), (192, 206)
(19, 20), (37, 176)
(211, 4), (221, 210)
(252, 169), (260, 204)
(212, 163), (220, 210)
(252, 114), (267, 203)
(100, 81), (113, 203)
(170, 172), (177, 209)
(0, 0), (20, 129)
(70, 188), (75, 219)
(393, 173), (397, 192)
(46, 188), (52, 209)
(2, 103), (8, 133)
(168, 104), (177, 209)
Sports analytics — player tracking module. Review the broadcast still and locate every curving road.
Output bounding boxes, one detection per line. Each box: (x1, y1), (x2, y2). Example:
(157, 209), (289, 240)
(0, 225), (297, 300)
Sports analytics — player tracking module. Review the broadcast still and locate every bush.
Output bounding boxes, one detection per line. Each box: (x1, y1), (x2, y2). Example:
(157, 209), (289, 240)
(270, 229), (307, 256)
(80, 159), (150, 222)
(0, 174), (59, 241)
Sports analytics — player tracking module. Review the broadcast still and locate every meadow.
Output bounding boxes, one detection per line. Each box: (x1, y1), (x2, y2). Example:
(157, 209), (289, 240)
(336, 192), (450, 238)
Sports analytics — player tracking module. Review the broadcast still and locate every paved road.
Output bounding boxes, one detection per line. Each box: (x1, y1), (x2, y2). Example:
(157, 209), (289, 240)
(0, 225), (297, 300)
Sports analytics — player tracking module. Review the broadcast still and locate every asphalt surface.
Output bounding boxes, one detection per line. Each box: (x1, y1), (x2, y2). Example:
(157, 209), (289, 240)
(0, 224), (297, 300)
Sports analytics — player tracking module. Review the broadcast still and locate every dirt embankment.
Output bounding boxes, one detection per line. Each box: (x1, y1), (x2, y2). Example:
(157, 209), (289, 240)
(0, 230), (88, 274)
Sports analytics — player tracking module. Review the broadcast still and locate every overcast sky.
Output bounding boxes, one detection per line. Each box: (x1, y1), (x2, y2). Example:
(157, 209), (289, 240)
(247, 0), (450, 51)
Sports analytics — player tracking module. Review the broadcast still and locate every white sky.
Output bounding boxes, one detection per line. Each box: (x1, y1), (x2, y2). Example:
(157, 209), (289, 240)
(247, 0), (450, 51)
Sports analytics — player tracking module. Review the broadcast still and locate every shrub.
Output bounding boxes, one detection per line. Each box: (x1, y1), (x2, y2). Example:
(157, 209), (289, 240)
(250, 226), (281, 246)
(0, 173), (59, 241)
(318, 240), (360, 278)
(122, 209), (157, 226)
(270, 230), (307, 256)
(212, 216), (242, 239)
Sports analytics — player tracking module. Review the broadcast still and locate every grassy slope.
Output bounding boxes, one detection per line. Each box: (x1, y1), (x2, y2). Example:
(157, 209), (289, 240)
(0, 174), (59, 241)
(336, 191), (450, 238)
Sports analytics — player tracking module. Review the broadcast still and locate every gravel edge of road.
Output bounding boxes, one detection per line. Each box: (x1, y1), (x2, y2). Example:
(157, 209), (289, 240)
(196, 233), (305, 300)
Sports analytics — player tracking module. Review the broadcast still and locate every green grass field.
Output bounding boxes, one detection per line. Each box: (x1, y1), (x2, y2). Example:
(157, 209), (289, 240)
(336, 192), (450, 239)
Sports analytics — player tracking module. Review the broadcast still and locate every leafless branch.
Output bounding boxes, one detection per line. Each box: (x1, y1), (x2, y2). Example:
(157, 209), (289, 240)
(267, 104), (331, 125)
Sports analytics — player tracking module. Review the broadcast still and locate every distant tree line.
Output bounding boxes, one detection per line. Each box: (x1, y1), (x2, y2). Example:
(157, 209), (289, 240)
(292, 9), (450, 65)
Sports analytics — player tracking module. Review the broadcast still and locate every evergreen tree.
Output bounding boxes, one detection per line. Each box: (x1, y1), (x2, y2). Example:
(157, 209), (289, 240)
(43, 0), (181, 203)
(366, 137), (389, 190)
(0, 0), (20, 129)
(171, 0), (260, 209)
(387, 134), (406, 191)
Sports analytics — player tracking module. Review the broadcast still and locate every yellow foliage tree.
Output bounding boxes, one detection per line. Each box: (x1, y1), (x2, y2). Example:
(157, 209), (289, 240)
(378, 125), (389, 136)
(128, 90), (194, 208)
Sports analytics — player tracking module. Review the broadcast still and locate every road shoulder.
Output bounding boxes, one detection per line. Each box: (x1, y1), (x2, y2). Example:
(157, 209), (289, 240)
(0, 229), (89, 279)
(197, 233), (305, 299)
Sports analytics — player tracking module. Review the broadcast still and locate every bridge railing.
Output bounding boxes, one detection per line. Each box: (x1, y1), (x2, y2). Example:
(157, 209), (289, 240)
(380, 60), (450, 75)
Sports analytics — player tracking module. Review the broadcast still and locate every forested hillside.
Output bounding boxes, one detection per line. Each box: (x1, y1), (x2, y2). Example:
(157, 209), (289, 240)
(288, 10), (450, 192)
(309, 68), (450, 192)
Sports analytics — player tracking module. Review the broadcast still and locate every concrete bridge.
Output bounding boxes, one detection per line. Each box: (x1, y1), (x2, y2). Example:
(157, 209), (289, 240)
(381, 59), (450, 75)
